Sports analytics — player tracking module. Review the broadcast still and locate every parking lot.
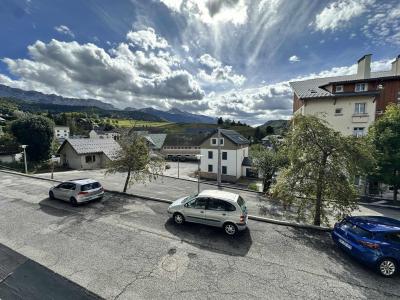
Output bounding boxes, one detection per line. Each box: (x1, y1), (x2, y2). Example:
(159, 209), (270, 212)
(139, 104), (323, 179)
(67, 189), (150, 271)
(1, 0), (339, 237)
(1, 171), (400, 299)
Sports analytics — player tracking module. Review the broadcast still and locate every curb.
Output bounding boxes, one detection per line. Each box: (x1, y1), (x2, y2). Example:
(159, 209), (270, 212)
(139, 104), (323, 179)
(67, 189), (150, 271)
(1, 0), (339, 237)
(358, 202), (400, 211)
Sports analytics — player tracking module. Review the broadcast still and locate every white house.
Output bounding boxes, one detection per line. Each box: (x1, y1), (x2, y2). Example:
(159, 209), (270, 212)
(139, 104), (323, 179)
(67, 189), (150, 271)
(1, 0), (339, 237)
(0, 145), (22, 163)
(200, 129), (251, 183)
(54, 126), (70, 141)
(89, 129), (120, 140)
(57, 138), (121, 170)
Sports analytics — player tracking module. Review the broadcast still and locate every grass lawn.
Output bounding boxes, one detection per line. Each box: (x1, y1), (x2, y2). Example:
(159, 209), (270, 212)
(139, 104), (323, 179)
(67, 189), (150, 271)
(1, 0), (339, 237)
(104, 118), (170, 128)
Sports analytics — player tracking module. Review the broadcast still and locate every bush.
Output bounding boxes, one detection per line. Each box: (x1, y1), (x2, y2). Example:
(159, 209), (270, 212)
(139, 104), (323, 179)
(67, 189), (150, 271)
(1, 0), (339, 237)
(165, 164), (171, 170)
(248, 183), (259, 191)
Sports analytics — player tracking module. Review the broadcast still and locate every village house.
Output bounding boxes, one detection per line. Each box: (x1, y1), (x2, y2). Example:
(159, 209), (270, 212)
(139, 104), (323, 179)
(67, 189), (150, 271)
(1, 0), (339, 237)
(199, 129), (251, 182)
(290, 54), (400, 197)
(161, 133), (208, 161)
(54, 125), (70, 142)
(89, 128), (121, 140)
(0, 145), (22, 163)
(290, 54), (400, 137)
(57, 139), (121, 170)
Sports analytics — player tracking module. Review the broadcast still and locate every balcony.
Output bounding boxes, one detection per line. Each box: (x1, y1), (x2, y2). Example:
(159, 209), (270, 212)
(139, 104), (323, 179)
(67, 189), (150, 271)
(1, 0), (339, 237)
(352, 114), (369, 123)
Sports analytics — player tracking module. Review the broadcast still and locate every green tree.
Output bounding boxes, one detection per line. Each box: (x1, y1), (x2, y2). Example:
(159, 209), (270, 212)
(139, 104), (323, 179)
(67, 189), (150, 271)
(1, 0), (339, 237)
(272, 115), (372, 226)
(250, 141), (287, 193)
(254, 127), (264, 141)
(106, 133), (165, 193)
(10, 115), (55, 163)
(217, 117), (223, 125)
(368, 104), (400, 201)
(265, 125), (274, 135)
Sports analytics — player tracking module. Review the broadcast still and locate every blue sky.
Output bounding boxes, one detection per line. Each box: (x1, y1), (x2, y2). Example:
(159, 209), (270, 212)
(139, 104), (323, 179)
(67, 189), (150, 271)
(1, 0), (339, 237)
(0, 0), (399, 124)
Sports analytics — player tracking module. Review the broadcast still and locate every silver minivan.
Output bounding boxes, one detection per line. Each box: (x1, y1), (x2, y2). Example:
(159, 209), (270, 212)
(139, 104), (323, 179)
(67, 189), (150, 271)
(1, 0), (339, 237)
(49, 179), (104, 206)
(167, 190), (248, 236)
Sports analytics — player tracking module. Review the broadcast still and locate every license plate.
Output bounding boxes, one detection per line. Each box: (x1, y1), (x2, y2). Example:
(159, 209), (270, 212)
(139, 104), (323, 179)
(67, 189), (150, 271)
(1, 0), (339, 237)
(338, 239), (352, 250)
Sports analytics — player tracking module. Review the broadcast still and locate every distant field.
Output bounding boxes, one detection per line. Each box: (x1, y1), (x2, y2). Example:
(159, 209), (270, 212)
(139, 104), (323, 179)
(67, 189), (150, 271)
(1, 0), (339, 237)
(104, 118), (169, 127)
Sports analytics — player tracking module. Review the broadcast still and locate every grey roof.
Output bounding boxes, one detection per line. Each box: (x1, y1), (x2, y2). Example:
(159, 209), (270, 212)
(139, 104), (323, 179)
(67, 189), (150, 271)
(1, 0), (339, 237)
(220, 129), (249, 145)
(289, 70), (394, 99)
(164, 133), (209, 146)
(147, 134), (167, 150)
(59, 138), (121, 159)
(242, 157), (252, 167)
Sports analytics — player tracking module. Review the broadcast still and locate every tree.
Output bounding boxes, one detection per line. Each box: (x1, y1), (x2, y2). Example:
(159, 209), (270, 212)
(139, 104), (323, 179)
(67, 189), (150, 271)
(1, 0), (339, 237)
(10, 115), (54, 163)
(368, 104), (400, 201)
(217, 117), (224, 125)
(272, 115), (372, 226)
(250, 142), (287, 193)
(106, 133), (165, 193)
(265, 125), (274, 135)
(254, 127), (264, 141)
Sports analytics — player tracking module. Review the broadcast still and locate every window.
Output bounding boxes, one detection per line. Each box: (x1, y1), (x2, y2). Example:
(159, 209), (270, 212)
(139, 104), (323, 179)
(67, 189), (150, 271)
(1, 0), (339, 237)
(335, 108), (343, 115)
(211, 138), (217, 145)
(355, 83), (367, 92)
(207, 199), (236, 212)
(208, 164), (213, 172)
(81, 182), (101, 191)
(219, 138), (224, 146)
(335, 85), (344, 93)
(222, 152), (227, 160)
(186, 198), (207, 209)
(340, 220), (372, 238)
(353, 127), (365, 137)
(237, 196), (247, 213)
(354, 103), (366, 114)
(208, 151), (213, 159)
(385, 233), (400, 243)
(85, 155), (96, 163)
(58, 183), (75, 190)
(222, 166), (227, 174)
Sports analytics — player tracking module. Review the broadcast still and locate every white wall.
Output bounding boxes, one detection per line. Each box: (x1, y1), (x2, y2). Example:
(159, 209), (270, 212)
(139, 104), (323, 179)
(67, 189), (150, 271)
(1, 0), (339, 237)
(302, 96), (376, 136)
(54, 126), (70, 139)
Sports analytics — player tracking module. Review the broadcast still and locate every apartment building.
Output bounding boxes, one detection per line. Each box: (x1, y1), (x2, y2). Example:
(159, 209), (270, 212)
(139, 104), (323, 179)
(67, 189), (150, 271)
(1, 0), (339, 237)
(290, 54), (400, 137)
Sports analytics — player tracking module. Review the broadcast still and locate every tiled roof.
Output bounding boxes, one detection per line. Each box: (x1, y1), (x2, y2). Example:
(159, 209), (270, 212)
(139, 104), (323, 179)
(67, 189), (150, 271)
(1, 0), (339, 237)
(289, 70), (394, 99)
(164, 133), (209, 146)
(147, 134), (167, 150)
(220, 129), (249, 145)
(59, 138), (121, 159)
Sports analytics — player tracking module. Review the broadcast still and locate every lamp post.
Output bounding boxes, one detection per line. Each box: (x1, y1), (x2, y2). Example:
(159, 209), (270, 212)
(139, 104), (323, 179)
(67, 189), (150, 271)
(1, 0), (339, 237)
(196, 154), (203, 194)
(21, 145), (28, 174)
(177, 155), (180, 179)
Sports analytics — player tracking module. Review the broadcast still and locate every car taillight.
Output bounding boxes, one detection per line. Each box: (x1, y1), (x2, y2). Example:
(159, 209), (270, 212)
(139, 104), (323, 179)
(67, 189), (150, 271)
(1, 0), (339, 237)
(239, 215), (245, 224)
(78, 191), (88, 196)
(358, 240), (380, 250)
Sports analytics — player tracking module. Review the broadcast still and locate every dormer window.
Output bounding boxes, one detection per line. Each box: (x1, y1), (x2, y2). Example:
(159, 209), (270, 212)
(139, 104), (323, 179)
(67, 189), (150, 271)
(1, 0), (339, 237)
(355, 83), (368, 92)
(211, 138), (217, 145)
(335, 85), (344, 93)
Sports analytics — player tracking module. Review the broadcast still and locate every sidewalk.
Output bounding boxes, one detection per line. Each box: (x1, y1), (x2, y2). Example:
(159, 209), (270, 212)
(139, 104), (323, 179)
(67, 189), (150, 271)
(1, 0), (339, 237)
(33, 169), (400, 225)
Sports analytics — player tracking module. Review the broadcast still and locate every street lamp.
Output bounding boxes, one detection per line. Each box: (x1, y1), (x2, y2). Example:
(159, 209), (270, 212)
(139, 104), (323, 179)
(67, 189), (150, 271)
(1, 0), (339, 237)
(196, 154), (203, 194)
(21, 145), (28, 174)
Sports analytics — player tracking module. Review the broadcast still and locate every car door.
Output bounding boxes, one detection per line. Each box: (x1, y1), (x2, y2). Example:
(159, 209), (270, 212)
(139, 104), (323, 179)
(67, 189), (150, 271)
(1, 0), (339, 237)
(53, 183), (69, 200)
(383, 232), (400, 258)
(57, 183), (75, 201)
(183, 197), (207, 224)
(205, 199), (236, 227)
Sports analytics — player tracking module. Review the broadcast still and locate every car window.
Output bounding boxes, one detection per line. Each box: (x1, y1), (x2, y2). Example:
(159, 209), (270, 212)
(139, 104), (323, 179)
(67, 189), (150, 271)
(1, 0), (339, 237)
(208, 199), (225, 211)
(59, 183), (73, 190)
(237, 196), (247, 213)
(385, 232), (400, 243)
(187, 198), (207, 209)
(341, 220), (372, 238)
(81, 182), (101, 191)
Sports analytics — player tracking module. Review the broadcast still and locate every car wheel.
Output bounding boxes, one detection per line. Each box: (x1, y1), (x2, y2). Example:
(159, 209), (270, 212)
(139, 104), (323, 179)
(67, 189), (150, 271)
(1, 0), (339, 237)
(224, 223), (237, 236)
(378, 258), (397, 277)
(49, 191), (55, 200)
(70, 197), (78, 207)
(173, 213), (184, 225)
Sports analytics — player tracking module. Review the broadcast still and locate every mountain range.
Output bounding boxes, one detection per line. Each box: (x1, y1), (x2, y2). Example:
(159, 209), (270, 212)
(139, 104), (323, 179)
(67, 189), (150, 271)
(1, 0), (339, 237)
(0, 84), (216, 124)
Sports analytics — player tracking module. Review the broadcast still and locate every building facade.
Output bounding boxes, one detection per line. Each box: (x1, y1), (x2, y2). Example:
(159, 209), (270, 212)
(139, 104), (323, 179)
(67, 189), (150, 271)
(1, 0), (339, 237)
(89, 129), (121, 140)
(200, 129), (250, 182)
(54, 126), (70, 141)
(57, 139), (121, 170)
(290, 54), (400, 137)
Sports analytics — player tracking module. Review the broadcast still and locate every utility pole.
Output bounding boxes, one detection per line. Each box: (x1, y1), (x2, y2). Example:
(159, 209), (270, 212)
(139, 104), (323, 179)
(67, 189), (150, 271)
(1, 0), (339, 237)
(22, 145), (28, 174)
(196, 154), (202, 194)
(177, 156), (180, 179)
(217, 128), (221, 187)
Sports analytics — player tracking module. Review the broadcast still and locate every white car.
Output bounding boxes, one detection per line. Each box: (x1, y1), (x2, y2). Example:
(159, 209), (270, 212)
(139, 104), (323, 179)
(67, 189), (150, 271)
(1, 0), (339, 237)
(167, 190), (248, 236)
(49, 179), (104, 206)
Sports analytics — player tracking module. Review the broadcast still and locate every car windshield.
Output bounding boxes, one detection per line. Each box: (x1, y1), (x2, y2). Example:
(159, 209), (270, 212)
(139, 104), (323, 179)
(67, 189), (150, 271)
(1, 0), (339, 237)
(81, 182), (101, 191)
(183, 194), (197, 203)
(237, 196), (247, 213)
(341, 220), (372, 238)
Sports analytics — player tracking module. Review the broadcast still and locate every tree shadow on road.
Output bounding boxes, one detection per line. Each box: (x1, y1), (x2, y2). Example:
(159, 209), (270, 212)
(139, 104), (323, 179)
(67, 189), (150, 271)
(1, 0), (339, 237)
(164, 218), (252, 257)
(285, 227), (400, 297)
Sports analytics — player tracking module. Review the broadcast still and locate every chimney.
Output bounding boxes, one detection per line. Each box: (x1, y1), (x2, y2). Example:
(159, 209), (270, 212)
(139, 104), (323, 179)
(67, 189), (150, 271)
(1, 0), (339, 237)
(391, 55), (400, 75)
(357, 54), (371, 79)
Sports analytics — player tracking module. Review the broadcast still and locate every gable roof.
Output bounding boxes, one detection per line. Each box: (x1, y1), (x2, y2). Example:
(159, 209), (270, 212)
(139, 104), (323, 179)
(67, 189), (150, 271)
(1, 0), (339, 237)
(135, 131), (167, 150)
(164, 133), (209, 147)
(289, 70), (395, 99)
(58, 138), (121, 159)
(219, 129), (249, 145)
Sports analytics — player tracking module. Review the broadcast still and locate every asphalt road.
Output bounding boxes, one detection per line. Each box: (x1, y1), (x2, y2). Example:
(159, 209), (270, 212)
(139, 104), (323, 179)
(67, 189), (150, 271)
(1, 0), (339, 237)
(1, 171), (400, 299)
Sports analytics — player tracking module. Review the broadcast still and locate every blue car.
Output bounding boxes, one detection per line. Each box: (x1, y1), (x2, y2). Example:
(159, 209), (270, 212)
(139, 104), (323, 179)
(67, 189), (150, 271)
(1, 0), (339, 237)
(332, 216), (400, 277)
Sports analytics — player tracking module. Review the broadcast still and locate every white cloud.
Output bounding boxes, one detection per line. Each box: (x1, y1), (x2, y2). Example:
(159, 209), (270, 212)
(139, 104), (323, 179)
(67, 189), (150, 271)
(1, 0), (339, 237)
(314, 0), (374, 32)
(289, 55), (300, 63)
(126, 27), (169, 50)
(54, 25), (75, 37)
(197, 54), (245, 87)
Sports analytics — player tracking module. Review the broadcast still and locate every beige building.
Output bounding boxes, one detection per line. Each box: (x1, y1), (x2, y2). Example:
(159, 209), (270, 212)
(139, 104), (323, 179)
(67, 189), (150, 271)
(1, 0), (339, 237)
(89, 129), (120, 140)
(290, 54), (400, 137)
(200, 129), (251, 183)
(58, 139), (121, 170)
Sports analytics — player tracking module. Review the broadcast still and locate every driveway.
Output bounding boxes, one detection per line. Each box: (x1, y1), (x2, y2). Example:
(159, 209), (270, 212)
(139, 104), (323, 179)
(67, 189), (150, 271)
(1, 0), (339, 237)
(1, 171), (400, 299)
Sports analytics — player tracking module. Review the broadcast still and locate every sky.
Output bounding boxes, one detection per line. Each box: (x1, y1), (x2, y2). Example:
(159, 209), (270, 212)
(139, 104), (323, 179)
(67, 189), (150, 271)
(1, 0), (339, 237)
(0, 0), (399, 125)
